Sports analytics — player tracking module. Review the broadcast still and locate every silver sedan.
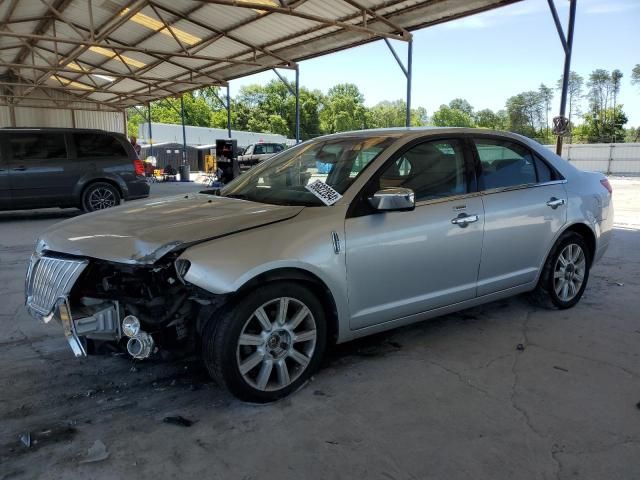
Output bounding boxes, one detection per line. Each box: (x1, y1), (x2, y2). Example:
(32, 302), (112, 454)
(25, 128), (614, 402)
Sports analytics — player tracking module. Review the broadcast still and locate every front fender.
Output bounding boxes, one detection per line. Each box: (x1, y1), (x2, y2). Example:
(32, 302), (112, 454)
(179, 206), (351, 340)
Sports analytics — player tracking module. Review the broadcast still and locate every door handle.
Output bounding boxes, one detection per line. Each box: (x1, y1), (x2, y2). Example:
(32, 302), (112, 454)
(546, 197), (565, 209)
(12, 165), (27, 171)
(451, 213), (479, 227)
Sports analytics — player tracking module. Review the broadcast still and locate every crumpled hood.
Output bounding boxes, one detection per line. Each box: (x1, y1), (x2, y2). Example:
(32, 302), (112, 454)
(39, 194), (304, 264)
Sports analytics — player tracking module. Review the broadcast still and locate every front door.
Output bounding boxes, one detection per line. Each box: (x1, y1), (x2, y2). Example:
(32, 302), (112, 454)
(345, 137), (485, 330)
(7, 131), (71, 207)
(471, 137), (567, 295)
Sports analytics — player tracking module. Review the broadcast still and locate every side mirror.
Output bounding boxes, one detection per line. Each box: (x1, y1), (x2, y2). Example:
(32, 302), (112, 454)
(368, 187), (415, 212)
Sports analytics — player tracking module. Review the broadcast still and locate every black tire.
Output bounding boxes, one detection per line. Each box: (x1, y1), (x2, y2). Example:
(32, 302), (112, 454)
(202, 282), (327, 403)
(81, 182), (121, 212)
(532, 231), (591, 309)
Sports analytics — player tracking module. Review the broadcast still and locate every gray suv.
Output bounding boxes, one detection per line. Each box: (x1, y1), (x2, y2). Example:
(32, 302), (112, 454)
(0, 128), (149, 212)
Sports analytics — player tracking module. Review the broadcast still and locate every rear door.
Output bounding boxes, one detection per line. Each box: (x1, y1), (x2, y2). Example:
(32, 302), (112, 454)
(72, 132), (133, 182)
(7, 131), (71, 207)
(471, 136), (567, 295)
(0, 133), (10, 208)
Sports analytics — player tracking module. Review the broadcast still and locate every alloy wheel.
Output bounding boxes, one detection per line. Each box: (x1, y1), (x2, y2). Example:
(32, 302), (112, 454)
(88, 187), (117, 210)
(554, 243), (586, 302)
(236, 297), (317, 392)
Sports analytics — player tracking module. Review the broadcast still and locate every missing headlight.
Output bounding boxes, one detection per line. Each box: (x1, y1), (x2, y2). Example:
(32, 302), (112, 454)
(174, 259), (191, 283)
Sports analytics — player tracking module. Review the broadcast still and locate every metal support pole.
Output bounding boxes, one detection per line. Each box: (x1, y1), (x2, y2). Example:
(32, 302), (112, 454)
(383, 37), (412, 127)
(295, 66), (300, 143)
(226, 85), (231, 139)
(555, 0), (576, 155)
(180, 95), (187, 165)
(406, 39), (413, 128)
(147, 103), (153, 160)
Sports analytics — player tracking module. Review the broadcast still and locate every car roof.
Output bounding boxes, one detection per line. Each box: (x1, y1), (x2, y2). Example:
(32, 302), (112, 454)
(314, 127), (531, 142)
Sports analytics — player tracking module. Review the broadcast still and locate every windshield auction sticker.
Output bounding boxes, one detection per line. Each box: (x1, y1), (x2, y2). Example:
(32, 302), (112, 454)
(305, 180), (342, 206)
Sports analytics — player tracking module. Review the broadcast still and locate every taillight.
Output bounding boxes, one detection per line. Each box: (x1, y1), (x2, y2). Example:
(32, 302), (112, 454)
(600, 178), (612, 194)
(133, 159), (145, 176)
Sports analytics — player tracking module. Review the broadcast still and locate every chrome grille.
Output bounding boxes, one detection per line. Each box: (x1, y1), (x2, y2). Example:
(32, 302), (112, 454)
(25, 255), (88, 319)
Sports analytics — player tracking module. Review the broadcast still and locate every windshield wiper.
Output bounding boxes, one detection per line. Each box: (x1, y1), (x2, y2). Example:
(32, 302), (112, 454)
(224, 193), (252, 201)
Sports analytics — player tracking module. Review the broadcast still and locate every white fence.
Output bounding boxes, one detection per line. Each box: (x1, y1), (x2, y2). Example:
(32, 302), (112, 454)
(138, 122), (292, 148)
(544, 143), (640, 175)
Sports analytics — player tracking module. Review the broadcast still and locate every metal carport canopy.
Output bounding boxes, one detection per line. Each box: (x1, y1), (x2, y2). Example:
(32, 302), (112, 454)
(0, 0), (522, 111)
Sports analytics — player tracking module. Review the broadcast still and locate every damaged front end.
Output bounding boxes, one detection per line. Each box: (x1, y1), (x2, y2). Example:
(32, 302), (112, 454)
(25, 251), (222, 360)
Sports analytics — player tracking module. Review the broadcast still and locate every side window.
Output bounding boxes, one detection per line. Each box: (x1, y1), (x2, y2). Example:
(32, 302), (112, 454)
(275, 144), (284, 152)
(534, 155), (555, 183)
(73, 133), (126, 158)
(254, 144), (266, 155)
(377, 139), (467, 202)
(474, 139), (536, 190)
(9, 133), (67, 161)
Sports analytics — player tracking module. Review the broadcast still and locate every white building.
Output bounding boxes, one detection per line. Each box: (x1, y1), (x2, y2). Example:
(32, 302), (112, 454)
(138, 122), (292, 149)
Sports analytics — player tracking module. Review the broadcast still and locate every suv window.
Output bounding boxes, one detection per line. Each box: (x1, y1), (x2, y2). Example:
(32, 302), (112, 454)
(376, 139), (467, 202)
(474, 139), (537, 189)
(254, 143), (283, 155)
(74, 133), (126, 158)
(9, 133), (67, 161)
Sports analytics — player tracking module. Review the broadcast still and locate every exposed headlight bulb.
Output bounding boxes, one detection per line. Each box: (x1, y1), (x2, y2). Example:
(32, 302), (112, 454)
(122, 315), (140, 338)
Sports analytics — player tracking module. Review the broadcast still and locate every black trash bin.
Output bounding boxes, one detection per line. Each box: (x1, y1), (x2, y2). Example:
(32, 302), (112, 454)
(179, 164), (190, 182)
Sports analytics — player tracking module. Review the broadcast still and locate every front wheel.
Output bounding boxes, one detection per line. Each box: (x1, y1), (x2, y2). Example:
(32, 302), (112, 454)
(202, 282), (327, 402)
(533, 232), (591, 309)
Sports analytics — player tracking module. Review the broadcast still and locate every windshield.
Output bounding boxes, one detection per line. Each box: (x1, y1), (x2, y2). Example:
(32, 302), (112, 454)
(222, 136), (395, 206)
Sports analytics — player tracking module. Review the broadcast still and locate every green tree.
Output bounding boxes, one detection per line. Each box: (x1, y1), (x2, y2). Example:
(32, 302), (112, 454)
(475, 108), (507, 130)
(126, 93), (211, 139)
(448, 98), (474, 116)
(538, 83), (554, 141)
(624, 127), (640, 142)
(556, 71), (584, 135)
(631, 64), (640, 87)
(586, 69), (611, 129)
(505, 91), (543, 137)
(320, 83), (368, 133)
(366, 100), (428, 128)
(431, 104), (474, 127)
(610, 69), (623, 140)
(577, 106), (628, 143)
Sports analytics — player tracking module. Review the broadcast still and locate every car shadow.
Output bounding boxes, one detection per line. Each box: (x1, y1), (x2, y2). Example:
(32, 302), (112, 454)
(0, 209), (81, 222)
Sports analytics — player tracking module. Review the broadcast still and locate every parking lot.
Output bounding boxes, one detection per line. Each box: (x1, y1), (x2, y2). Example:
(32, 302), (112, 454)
(1, 178), (638, 480)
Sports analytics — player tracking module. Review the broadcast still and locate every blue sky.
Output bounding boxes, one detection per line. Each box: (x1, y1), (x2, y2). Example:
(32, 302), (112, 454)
(231, 0), (640, 126)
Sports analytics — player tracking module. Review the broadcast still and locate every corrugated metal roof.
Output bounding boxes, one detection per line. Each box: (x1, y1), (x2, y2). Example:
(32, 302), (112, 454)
(1, 0), (522, 111)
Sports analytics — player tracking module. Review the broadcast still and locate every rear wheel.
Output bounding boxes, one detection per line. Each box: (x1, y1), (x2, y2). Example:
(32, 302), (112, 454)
(82, 182), (121, 212)
(202, 282), (326, 402)
(533, 231), (591, 309)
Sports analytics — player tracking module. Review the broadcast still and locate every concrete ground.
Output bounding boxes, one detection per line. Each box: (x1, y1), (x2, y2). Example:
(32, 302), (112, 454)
(1, 179), (638, 480)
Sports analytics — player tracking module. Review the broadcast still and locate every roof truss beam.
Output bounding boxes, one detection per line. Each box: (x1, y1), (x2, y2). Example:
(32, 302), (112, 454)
(198, 0), (408, 42)
(0, 30), (288, 68)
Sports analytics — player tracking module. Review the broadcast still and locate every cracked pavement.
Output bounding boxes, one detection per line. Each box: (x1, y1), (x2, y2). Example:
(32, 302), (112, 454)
(1, 180), (639, 480)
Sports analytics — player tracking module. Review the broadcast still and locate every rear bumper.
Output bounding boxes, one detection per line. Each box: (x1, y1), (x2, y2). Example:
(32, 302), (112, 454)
(125, 177), (150, 200)
(593, 204), (614, 264)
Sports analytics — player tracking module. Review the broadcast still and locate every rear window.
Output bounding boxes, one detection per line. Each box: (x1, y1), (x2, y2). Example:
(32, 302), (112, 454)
(74, 133), (127, 158)
(9, 133), (67, 161)
(474, 139), (536, 190)
(254, 144), (284, 155)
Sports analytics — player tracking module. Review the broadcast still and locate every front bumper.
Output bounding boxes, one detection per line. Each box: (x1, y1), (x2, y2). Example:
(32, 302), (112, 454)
(25, 253), (121, 357)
